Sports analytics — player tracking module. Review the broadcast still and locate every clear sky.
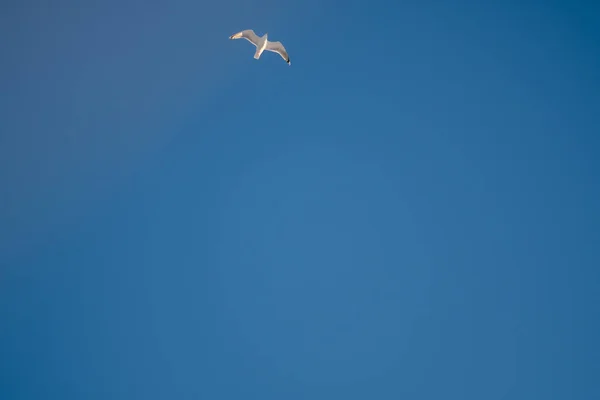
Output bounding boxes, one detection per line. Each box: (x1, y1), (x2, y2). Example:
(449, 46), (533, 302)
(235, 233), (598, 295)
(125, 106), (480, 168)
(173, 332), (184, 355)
(1, 1), (599, 399)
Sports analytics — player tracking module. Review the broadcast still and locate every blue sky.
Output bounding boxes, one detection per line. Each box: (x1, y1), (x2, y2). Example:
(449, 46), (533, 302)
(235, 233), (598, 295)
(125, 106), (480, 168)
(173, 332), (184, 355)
(1, 1), (599, 399)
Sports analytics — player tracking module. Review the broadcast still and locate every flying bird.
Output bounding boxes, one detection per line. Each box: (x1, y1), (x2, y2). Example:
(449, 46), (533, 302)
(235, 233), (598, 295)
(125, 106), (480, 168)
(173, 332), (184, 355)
(229, 29), (291, 65)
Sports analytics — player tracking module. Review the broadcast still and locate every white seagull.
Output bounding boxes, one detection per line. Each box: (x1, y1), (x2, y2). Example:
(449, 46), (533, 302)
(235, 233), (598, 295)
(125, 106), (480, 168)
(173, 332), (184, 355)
(229, 29), (291, 65)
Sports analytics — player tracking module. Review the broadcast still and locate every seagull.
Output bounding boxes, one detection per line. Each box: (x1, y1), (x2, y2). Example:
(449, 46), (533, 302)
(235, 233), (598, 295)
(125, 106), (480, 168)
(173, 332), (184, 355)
(229, 29), (291, 65)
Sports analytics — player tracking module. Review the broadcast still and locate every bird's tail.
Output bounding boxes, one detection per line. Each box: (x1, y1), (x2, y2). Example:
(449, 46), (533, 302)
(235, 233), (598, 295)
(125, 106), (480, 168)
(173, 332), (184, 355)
(254, 47), (263, 59)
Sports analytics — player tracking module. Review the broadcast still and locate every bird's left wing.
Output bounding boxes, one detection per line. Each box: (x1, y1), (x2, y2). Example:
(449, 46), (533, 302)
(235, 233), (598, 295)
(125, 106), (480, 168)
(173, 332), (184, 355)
(265, 41), (291, 65)
(229, 29), (261, 47)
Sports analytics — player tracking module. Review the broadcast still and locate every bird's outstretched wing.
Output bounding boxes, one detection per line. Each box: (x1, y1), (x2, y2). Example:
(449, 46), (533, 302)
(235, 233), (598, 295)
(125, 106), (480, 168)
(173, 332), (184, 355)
(229, 29), (261, 47)
(265, 41), (291, 65)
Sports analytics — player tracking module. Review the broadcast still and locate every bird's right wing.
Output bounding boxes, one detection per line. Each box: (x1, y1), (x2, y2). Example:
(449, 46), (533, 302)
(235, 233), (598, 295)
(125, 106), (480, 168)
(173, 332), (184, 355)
(229, 29), (260, 47)
(265, 41), (291, 64)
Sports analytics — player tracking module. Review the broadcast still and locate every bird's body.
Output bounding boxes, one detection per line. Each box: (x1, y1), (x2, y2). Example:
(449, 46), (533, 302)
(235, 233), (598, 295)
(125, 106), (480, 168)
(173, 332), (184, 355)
(229, 29), (291, 65)
(253, 33), (269, 60)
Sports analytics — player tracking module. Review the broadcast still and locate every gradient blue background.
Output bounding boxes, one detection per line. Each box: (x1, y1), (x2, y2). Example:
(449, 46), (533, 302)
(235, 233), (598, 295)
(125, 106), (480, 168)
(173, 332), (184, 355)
(1, 1), (599, 398)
